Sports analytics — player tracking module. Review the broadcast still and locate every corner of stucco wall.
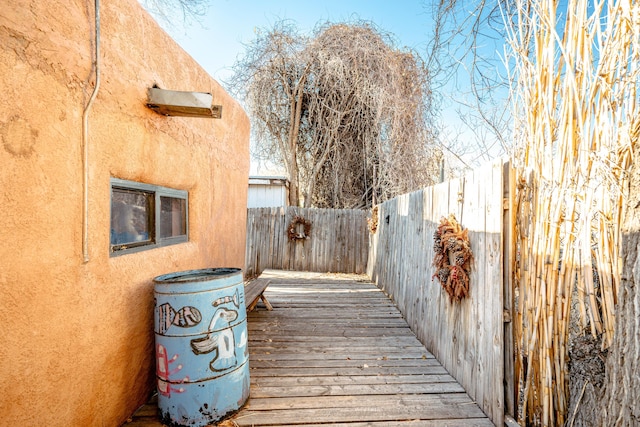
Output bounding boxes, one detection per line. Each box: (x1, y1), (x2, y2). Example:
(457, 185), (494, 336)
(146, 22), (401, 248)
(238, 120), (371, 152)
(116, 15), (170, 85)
(0, 0), (250, 425)
(92, 0), (251, 422)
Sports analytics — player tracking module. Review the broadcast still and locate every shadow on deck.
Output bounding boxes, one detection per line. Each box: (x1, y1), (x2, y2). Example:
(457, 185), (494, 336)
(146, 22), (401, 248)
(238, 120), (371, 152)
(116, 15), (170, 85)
(126, 270), (493, 426)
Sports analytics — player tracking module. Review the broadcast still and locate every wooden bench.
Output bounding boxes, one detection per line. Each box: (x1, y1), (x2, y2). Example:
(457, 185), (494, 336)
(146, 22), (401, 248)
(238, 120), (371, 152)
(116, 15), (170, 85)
(244, 277), (273, 312)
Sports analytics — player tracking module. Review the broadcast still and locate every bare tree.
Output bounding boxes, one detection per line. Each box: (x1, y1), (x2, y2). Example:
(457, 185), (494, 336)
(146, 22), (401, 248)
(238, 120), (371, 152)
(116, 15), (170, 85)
(425, 0), (515, 169)
(231, 20), (440, 208)
(230, 21), (310, 206)
(601, 129), (640, 425)
(138, 0), (208, 23)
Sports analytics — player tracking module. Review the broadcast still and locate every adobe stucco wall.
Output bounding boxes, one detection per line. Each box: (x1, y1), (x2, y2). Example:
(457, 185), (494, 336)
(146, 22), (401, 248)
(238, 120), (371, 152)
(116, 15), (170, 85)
(0, 0), (249, 425)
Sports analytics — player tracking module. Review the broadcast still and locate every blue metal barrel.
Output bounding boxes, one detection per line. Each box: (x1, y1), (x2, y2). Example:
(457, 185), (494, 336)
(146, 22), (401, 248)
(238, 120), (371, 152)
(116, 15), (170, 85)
(153, 268), (250, 426)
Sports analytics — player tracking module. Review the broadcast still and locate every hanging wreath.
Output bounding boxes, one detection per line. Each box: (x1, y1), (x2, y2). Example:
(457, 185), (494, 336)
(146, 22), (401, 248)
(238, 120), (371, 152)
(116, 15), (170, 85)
(287, 215), (312, 241)
(432, 214), (473, 302)
(367, 206), (379, 234)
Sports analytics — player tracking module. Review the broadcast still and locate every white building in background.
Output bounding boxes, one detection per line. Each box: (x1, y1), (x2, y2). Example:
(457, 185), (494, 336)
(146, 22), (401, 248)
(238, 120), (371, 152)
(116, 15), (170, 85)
(247, 176), (289, 208)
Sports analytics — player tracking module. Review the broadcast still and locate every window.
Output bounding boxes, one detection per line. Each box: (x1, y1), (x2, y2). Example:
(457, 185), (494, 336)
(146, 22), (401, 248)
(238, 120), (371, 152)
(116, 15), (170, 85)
(110, 178), (188, 255)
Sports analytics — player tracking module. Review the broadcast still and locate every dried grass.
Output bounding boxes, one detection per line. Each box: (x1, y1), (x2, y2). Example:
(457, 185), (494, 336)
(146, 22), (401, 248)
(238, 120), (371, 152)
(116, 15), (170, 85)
(506, 0), (639, 425)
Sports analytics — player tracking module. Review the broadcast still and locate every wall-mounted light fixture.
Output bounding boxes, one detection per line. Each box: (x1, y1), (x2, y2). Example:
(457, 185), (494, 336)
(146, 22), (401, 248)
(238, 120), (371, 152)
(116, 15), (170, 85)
(146, 87), (222, 118)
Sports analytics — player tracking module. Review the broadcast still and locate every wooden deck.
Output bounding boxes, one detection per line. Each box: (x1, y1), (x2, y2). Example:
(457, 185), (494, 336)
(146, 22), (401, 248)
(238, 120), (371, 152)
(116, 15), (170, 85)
(126, 270), (493, 426)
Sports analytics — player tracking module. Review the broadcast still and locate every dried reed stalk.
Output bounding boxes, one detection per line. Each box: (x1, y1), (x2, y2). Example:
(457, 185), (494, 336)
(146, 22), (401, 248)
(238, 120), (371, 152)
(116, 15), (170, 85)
(506, 0), (639, 425)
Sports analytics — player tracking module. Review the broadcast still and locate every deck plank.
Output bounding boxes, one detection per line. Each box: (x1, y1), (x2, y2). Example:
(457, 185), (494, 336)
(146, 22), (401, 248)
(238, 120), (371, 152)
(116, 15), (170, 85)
(228, 271), (492, 426)
(279, 420), (494, 427)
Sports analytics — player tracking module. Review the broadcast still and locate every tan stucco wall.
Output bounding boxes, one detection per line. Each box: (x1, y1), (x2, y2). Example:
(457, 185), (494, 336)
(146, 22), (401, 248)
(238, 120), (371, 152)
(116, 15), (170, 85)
(0, 0), (250, 425)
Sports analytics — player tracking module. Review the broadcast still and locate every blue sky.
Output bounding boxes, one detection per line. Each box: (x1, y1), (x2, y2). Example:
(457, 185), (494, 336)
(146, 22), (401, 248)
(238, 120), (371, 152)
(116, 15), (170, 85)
(153, 0), (435, 83)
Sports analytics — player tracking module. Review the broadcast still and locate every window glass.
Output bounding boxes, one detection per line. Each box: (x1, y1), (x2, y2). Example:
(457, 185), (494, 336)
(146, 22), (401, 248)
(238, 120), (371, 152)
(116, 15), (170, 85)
(160, 196), (187, 238)
(110, 178), (188, 256)
(111, 189), (152, 246)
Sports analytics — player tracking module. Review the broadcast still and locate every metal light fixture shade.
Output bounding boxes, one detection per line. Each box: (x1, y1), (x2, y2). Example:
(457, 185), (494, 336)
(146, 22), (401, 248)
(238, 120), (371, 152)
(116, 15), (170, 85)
(146, 87), (222, 118)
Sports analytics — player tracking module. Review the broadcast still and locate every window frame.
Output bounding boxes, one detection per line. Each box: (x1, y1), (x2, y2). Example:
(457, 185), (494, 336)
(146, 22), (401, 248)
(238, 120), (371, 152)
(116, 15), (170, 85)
(110, 178), (188, 256)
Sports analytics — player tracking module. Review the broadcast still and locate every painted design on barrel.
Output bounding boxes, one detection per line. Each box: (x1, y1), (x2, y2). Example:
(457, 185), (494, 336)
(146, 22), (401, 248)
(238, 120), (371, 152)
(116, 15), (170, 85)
(156, 344), (189, 397)
(213, 288), (240, 308)
(157, 302), (202, 334)
(190, 307), (239, 372)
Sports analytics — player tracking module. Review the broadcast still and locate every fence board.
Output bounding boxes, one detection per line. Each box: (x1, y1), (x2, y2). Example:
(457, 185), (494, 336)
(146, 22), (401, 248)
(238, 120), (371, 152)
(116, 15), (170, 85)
(503, 161), (516, 418)
(368, 159), (505, 427)
(245, 207), (369, 276)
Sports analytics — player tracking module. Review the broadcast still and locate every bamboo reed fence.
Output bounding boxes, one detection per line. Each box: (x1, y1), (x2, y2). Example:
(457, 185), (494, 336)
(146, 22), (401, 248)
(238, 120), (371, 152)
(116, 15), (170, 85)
(506, 0), (638, 425)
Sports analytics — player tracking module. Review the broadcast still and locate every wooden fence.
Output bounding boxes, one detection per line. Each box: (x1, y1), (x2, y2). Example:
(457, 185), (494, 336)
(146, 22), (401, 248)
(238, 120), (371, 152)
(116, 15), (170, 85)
(244, 160), (515, 425)
(367, 159), (509, 426)
(244, 207), (369, 277)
